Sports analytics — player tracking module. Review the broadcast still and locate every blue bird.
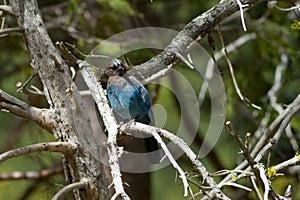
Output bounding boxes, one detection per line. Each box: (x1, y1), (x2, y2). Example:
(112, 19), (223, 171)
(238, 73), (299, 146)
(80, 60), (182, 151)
(104, 59), (160, 163)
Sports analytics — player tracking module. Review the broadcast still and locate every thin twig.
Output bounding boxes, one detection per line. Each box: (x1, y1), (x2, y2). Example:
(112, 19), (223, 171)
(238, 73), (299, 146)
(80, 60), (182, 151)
(251, 94), (300, 159)
(265, 50), (299, 152)
(199, 33), (256, 106)
(16, 73), (37, 93)
(275, 4), (300, 12)
(253, 50), (288, 144)
(0, 27), (23, 35)
(52, 178), (89, 200)
(225, 121), (256, 168)
(217, 24), (261, 110)
(256, 163), (270, 200)
(235, 0), (249, 31)
(0, 142), (74, 163)
(250, 176), (263, 200)
(222, 182), (252, 191)
(131, 0), (261, 84)
(176, 52), (194, 69)
(284, 185), (292, 199)
(226, 121), (269, 198)
(0, 89), (44, 122)
(273, 155), (300, 172)
(151, 129), (193, 198)
(212, 169), (253, 177)
(208, 94), (300, 200)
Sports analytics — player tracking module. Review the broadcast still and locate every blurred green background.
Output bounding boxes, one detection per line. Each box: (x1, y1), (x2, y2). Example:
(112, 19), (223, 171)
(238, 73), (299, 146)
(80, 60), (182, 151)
(0, 0), (299, 199)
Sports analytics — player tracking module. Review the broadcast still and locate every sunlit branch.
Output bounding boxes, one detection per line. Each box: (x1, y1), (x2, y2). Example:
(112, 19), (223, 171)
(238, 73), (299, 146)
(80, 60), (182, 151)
(78, 60), (130, 200)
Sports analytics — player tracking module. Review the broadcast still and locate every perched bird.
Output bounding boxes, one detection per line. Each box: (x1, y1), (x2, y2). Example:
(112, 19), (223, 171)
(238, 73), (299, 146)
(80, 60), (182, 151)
(103, 59), (160, 163)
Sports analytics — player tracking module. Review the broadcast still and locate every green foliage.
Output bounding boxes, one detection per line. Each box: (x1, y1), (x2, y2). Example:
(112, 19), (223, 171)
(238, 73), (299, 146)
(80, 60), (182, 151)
(291, 20), (300, 30)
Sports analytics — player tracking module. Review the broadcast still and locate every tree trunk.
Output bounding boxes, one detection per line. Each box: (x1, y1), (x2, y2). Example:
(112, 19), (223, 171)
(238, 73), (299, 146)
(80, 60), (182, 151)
(10, 0), (110, 199)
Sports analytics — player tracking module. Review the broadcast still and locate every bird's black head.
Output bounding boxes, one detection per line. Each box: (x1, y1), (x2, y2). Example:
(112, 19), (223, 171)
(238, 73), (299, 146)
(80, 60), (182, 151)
(99, 59), (127, 88)
(107, 59), (127, 77)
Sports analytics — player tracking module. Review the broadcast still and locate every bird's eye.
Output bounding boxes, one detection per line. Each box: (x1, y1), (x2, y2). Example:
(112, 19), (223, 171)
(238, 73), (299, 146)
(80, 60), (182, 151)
(112, 59), (123, 67)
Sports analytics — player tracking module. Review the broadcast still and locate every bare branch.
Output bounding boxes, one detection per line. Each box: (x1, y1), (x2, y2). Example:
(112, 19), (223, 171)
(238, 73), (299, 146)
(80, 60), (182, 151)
(0, 166), (63, 180)
(0, 5), (13, 16)
(206, 94), (300, 199)
(0, 89), (56, 132)
(225, 121), (256, 167)
(273, 155), (300, 172)
(284, 185), (292, 200)
(254, 49), (288, 143)
(199, 33), (256, 105)
(0, 27), (23, 35)
(235, 0), (249, 31)
(148, 128), (192, 197)
(52, 178), (89, 200)
(251, 94), (300, 158)
(256, 163), (270, 200)
(120, 121), (230, 200)
(275, 3), (300, 12)
(217, 25), (261, 110)
(222, 182), (252, 191)
(78, 60), (130, 200)
(0, 89), (41, 121)
(10, 1), (109, 198)
(16, 73), (37, 93)
(0, 142), (74, 164)
(175, 52), (194, 69)
(250, 176), (263, 200)
(130, 0), (261, 83)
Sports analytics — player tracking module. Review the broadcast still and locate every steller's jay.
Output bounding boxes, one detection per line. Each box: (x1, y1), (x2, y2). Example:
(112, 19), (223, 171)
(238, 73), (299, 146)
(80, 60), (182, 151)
(102, 59), (160, 163)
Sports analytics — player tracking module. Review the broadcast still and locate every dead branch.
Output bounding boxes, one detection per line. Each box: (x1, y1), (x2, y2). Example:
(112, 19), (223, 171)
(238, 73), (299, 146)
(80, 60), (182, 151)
(120, 121), (230, 200)
(78, 60), (130, 200)
(0, 142), (74, 164)
(52, 178), (89, 200)
(0, 166), (63, 180)
(131, 0), (261, 83)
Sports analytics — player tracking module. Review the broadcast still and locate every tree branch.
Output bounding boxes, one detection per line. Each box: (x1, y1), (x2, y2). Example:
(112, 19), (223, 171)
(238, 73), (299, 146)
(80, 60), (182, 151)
(217, 25), (261, 109)
(199, 33), (256, 106)
(0, 89), (40, 120)
(204, 94), (300, 199)
(256, 163), (270, 200)
(0, 166), (63, 180)
(130, 0), (262, 83)
(0, 89), (56, 132)
(251, 94), (300, 158)
(0, 142), (74, 164)
(120, 121), (230, 200)
(0, 27), (23, 35)
(52, 178), (89, 200)
(0, 5), (13, 17)
(273, 154), (300, 172)
(78, 60), (130, 200)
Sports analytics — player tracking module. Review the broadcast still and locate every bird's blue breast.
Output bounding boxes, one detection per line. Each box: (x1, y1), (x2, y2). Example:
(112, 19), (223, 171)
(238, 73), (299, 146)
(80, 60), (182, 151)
(107, 75), (154, 125)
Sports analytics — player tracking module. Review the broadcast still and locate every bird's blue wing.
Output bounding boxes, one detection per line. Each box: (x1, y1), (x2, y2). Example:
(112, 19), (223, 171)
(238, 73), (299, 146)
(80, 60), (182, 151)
(127, 76), (155, 125)
(107, 75), (155, 125)
(107, 76), (132, 121)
